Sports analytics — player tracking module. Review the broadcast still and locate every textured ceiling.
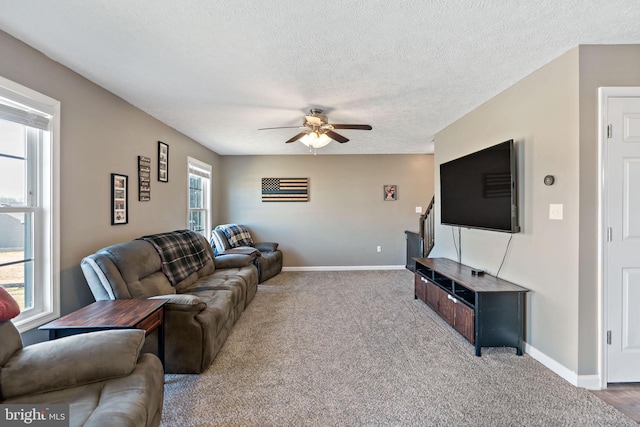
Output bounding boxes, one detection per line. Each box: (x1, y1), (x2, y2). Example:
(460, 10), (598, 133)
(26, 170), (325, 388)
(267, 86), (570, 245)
(1, 1), (640, 155)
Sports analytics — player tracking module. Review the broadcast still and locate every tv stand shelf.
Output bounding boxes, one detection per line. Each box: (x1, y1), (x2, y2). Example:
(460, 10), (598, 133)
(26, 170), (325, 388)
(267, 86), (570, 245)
(413, 257), (529, 356)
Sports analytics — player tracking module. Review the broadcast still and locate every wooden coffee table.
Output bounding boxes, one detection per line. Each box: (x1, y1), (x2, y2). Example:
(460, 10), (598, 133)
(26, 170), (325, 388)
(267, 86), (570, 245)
(40, 299), (167, 366)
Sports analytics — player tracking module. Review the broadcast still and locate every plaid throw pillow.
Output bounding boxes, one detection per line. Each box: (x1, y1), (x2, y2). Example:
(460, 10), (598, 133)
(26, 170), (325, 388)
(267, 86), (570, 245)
(216, 224), (254, 248)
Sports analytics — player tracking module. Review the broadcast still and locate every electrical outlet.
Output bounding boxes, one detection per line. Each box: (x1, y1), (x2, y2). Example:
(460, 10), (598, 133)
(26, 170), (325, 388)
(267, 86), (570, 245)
(377, 246), (382, 252)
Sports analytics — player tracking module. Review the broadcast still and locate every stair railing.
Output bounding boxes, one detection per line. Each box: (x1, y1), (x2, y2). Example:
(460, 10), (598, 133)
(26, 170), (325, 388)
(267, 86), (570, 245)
(419, 196), (435, 257)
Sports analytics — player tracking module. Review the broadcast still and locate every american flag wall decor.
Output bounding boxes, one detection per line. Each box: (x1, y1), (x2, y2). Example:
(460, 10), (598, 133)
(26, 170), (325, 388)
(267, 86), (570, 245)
(261, 178), (309, 202)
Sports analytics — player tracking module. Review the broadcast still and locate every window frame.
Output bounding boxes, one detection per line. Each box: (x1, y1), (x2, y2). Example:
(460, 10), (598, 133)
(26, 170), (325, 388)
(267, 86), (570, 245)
(0, 75), (60, 332)
(187, 156), (212, 238)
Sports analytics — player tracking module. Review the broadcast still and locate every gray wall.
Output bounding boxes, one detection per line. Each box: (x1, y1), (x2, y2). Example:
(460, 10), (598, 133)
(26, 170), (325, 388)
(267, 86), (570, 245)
(220, 155), (434, 267)
(0, 30), (222, 344)
(431, 45), (640, 377)
(432, 47), (581, 371)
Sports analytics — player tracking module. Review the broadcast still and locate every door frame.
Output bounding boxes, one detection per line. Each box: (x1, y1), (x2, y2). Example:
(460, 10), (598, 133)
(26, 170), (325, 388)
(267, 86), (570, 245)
(598, 86), (640, 388)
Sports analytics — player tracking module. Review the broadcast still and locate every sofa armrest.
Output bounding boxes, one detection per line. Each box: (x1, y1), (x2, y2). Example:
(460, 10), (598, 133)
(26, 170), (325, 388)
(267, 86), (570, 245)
(1, 329), (145, 399)
(148, 294), (207, 312)
(254, 242), (279, 252)
(214, 253), (253, 269)
(219, 247), (261, 258)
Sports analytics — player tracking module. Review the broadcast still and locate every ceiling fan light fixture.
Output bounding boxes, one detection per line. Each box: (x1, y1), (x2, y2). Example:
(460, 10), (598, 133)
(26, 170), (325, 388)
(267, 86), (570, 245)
(300, 130), (332, 149)
(258, 108), (371, 152)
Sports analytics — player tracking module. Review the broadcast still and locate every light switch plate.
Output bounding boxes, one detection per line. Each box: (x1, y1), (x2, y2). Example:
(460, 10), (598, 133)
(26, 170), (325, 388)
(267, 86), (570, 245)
(549, 204), (563, 220)
(415, 206), (422, 214)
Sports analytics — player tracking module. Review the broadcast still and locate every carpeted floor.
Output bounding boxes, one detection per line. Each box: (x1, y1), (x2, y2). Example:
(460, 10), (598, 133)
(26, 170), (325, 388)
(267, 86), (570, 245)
(161, 270), (635, 426)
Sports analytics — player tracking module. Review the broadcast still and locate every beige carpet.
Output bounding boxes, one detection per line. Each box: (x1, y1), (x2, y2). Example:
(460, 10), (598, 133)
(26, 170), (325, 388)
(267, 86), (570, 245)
(161, 270), (635, 426)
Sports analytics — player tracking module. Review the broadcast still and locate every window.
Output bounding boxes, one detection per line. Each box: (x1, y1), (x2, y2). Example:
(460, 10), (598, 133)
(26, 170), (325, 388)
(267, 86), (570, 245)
(0, 76), (60, 332)
(187, 157), (211, 237)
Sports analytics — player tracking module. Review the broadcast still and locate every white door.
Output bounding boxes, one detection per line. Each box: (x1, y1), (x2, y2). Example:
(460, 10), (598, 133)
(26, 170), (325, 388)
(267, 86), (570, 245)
(605, 94), (640, 383)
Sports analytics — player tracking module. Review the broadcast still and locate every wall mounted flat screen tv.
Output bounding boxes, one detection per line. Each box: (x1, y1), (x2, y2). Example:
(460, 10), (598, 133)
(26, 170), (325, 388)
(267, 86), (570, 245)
(440, 139), (520, 233)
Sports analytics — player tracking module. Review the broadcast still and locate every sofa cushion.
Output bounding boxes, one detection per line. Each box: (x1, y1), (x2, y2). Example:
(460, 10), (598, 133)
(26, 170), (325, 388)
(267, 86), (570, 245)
(133, 271), (177, 299)
(194, 290), (235, 336)
(83, 239), (176, 299)
(173, 260), (216, 293)
(216, 224), (254, 248)
(188, 274), (246, 312)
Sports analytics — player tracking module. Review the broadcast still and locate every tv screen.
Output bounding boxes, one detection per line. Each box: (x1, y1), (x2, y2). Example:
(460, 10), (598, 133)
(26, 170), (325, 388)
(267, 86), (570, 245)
(440, 140), (520, 233)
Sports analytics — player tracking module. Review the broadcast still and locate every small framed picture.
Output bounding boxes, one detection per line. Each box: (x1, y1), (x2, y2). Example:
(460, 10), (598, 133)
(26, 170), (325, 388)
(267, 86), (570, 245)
(111, 173), (128, 225)
(158, 141), (169, 182)
(384, 185), (397, 201)
(138, 155), (151, 201)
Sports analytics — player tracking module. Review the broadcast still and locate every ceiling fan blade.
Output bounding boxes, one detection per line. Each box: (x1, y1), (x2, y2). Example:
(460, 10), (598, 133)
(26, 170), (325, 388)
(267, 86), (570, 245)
(258, 126), (305, 130)
(285, 131), (308, 144)
(331, 124), (372, 130)
(325, 130), (349, 143)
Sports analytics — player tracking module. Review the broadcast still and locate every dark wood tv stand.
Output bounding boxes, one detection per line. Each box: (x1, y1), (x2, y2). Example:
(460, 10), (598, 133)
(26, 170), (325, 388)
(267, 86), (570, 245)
(413, 257), (529, 356)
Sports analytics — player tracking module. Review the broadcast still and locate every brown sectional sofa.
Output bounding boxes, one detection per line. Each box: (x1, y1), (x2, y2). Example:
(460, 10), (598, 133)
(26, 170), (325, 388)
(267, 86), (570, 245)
(81, 230), (258, 374)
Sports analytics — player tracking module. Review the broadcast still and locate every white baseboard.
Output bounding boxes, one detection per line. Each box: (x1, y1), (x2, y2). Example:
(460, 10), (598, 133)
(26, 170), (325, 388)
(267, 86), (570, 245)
(576, 375), (602, 390)
(525, 342), (602, 390)
(282, 265), (406, 272)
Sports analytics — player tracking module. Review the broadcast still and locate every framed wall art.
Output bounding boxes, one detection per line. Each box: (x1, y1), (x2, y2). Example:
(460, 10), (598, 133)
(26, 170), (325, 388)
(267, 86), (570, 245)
(111, 173), (128, 225)
(158, 141), (169, 182)
(138, 155), (151, 201)
(384, 185), (397, 201)
(261, 178), (309, 202)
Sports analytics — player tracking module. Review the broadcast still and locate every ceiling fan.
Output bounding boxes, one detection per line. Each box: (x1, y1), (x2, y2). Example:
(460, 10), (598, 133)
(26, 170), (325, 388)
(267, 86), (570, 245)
(258, 108), (372, 149)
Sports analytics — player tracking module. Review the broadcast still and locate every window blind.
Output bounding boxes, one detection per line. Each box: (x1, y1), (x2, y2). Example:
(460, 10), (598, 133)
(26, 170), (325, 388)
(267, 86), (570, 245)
(188, 163), (211, 179)
(0, 102), (50, 131)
